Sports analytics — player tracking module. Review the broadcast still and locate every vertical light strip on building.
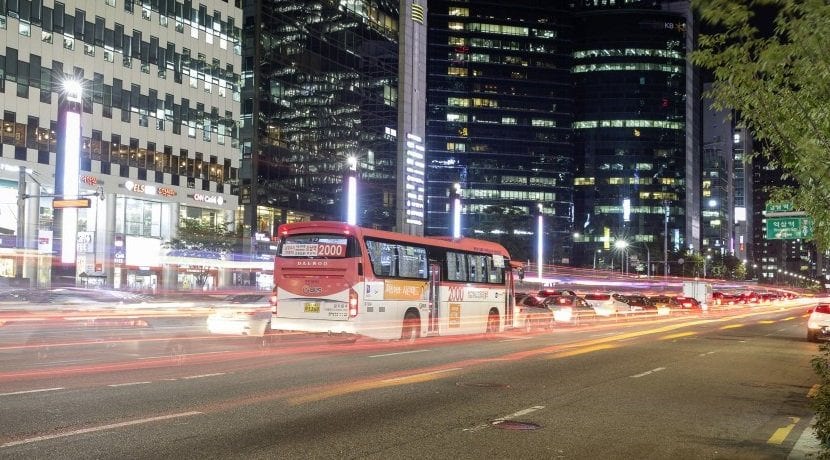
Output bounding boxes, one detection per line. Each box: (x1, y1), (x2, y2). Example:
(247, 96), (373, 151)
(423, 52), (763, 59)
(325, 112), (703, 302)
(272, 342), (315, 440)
(405, 133), (425, 226)
(61, 110), (81, 264)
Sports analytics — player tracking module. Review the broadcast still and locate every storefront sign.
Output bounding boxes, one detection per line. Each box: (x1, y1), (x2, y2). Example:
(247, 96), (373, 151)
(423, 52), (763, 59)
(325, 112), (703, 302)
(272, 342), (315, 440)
(124, 180), (177, 197)
(38, 230), (52, 254)
(192, 193), (225, 205)
(80, 175), (100, 186)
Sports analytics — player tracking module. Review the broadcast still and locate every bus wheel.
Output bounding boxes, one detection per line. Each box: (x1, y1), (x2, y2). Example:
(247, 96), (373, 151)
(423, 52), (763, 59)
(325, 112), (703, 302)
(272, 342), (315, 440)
(486, 310), (500, 334)
(401, 312), (420, 343)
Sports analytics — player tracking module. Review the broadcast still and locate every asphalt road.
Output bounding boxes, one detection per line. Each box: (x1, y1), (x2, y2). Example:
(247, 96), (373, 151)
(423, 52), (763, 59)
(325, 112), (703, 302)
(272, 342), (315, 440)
(0, 301), (823, 459)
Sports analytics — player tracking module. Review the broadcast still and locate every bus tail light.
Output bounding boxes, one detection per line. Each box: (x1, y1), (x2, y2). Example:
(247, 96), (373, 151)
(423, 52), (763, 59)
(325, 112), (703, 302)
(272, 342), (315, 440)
(349, 289), (359, 318)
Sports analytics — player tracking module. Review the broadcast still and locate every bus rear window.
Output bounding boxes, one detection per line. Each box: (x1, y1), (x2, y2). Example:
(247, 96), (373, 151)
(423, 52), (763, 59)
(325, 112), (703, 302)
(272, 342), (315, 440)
(279, 234), (351, 258)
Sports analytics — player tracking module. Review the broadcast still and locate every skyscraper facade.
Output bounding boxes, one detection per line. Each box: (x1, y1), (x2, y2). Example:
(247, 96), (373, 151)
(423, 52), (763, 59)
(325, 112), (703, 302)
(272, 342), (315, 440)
(425, 0), (574, 263)
(571, 2), (692, 272)
(240, 0), (400, 248)
(0, 0), (241, 289)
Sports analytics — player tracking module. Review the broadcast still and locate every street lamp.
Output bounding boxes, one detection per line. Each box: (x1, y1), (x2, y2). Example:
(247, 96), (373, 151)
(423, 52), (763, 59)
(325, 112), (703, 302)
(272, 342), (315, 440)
(704, 254), (712, 278)
(614, 240), (628, 275)
(594, 249), (601, 270)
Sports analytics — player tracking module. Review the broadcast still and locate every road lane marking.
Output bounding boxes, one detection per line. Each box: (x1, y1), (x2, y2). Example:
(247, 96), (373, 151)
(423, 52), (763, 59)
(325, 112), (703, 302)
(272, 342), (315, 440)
(720, 324), (744, 330)
(464, 405), (545, 432)
(546, 344), (617, 359)
(0, 411), (203, 448)
(369, 349), (430, 358)
(182, 373), (225, 380)
(289, 367), (463, 405)
(808, 384), (821, 398)
(661, 332), (697, 340)
(501, 336), (534, 342)
(782, 316), (797, 321)
(381, 368), (462, 383)
(698, 351), (716, 357)
(758, 320), (776, 324)
(0, 387), (64, 397)
(767, 416), (800, 445)
(630, 367), (666, 378)
(107, 381), (151, 387)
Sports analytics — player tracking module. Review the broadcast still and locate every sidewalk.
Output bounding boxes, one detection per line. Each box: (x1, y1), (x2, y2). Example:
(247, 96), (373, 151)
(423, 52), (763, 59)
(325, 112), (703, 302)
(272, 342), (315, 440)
(789, 417), (821, 459)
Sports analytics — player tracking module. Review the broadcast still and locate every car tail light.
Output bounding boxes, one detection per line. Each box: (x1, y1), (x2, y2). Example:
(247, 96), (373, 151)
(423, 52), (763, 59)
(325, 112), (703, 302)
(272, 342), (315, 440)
(349, 289), (359, 318)
(815, 305), (830, 314)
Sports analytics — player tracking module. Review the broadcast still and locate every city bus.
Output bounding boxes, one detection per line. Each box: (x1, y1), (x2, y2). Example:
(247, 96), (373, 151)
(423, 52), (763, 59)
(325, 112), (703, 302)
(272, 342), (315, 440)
(269, 221), (518, 340)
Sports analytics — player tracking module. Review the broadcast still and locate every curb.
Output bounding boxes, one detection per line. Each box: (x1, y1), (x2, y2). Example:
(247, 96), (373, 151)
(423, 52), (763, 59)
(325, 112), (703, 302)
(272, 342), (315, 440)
(789, 416), (821, 459)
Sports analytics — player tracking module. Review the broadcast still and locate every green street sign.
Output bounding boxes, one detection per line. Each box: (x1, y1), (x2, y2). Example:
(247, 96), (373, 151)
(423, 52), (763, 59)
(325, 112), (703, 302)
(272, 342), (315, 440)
(765, 202), (794, 213)
(765, 216), (813, 240)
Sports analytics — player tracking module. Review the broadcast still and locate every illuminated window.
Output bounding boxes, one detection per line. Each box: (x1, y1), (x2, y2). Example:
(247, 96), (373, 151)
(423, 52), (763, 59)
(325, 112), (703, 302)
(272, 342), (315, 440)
(501, 117), (517, 125)
(573, 48), (683, 60)
(572, 63), (683, 74)
(635, 163), (652, 170)
(448, 22), (464, 31)
(532, 119), (556, 127)
(447, 113), (468, 122)
(574, 177), (595, 186)
(446, 143), (466, 152)
(448, 97), (469, 107)
(448, 36), (466, 46)
(449, 7), (469, 16)
(608, 178), (624, 185)
(640, 192), (650, 199)
(472, 98), (498, 108)
(448, 67), (468, 77)
(660, 178), (677, 185)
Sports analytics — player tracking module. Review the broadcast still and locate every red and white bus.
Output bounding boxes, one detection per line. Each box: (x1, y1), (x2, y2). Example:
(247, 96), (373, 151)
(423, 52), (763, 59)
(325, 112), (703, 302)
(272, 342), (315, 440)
(269, 221), (519, 340)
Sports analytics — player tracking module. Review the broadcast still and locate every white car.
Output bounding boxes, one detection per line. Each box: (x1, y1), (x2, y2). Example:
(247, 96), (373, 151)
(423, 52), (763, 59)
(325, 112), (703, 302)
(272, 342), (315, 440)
(206, 294), (272, 340)
(807, 303), (830, 342)
(583, 293), (633, 317)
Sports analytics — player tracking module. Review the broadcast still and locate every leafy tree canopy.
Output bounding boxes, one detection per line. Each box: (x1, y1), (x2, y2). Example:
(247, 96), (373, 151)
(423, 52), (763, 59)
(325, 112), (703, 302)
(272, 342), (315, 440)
(169, 218), (237, 253)
(692, 0), (830, 250)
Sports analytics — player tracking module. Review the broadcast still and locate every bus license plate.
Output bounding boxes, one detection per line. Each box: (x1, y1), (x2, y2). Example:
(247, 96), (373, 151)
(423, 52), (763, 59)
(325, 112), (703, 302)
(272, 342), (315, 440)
(304, 302), (320, 313)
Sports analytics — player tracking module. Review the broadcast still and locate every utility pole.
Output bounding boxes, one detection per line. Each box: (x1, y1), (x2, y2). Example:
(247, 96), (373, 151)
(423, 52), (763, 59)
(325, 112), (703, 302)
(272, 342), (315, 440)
(664, 201), (669, 278)
(16, 167), (26, 283)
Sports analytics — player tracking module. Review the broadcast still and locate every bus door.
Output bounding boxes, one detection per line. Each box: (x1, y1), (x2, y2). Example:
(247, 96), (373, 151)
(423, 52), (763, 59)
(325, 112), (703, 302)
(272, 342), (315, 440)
(428, 263), (441, 334)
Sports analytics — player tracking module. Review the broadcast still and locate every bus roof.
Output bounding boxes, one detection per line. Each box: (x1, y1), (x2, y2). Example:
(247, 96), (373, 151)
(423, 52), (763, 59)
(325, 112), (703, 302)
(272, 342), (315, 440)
(277, 221), (511, 258)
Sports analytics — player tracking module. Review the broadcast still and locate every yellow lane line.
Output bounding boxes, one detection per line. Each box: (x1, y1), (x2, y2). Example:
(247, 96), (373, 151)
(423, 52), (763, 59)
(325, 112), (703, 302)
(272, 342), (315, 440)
(546, 344), (617, 359)
(782, 317), (797, 321)
(808, 384), (821, 398)
(660, 332), (697, 340)
(767, 416), (800, 445)
(720, 324), (744, 330)
(758, 320), (776, 324)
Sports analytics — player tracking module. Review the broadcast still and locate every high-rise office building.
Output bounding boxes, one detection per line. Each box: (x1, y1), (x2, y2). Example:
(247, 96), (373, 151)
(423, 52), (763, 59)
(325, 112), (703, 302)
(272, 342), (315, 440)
(0, 0), (241, 289)
(240, 0), (401, 248)
(425, 0), (574, 263)
(571, 1), (694, 273)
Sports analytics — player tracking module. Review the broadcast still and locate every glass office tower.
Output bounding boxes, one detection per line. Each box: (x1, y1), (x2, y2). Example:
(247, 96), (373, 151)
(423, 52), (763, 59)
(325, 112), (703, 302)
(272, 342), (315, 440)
(425, 0), (574, 263)
(571, 4), (689, 271)
(240, 0), (400, 241)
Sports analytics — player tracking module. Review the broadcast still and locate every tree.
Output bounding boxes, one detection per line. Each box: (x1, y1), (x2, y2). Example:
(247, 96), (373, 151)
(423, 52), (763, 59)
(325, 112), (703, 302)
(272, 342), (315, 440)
(692, 0), (830, 250)
(168, 218), (238, 288)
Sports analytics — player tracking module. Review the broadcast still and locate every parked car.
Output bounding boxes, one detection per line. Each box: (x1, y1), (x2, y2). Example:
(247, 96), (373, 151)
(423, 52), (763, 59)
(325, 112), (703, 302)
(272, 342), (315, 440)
(738, 292), (760, 305)
(206, 294), (273, 345)
(543, 295), (596, 324)
(537, 288), (577, 298)
(807, 304), (830, 342)
(514, 294), (553, 332)
(618, 294), (656, 310)
(583, 293), (631, 317)
(650, 295), (681, 310)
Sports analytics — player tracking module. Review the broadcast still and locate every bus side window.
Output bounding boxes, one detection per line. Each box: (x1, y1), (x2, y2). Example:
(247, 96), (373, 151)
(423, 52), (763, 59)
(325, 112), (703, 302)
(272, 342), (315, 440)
(447, 251), (467, 282)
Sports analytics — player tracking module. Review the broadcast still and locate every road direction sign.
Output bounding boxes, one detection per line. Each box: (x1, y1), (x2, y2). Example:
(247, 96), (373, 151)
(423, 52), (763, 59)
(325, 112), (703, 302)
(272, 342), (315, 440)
(53, 198), (91, 209)
(765, 216), (813, 240)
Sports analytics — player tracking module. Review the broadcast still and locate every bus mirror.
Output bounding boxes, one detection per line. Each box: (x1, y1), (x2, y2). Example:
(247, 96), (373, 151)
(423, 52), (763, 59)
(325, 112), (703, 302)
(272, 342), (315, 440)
(357, 262), (364, 276)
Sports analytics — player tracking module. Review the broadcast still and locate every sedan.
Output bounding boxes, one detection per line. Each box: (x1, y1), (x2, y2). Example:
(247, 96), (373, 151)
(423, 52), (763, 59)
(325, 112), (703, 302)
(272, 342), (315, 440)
(514, 294), (553, 332)
(543, 295), (597, 324)
(807, 304), (830, 342)
(583, 293), (632, 317)
(206, 294), (273, 345)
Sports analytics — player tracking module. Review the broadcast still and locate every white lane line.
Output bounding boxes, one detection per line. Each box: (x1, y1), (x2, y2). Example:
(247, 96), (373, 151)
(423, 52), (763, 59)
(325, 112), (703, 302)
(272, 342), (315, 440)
(630, 367), (667, 378)
(138, 350), (231, 360)
(1, 411), (203, 448)
(368, 349), (431, 358)
(107, 381), (151, 387)
(464, 405), (546, 432)
(181, 372), (226, 380)
(698, 351), (716, 357)
(381, 368), (462, 383)
(0, 387), (64, 397)
(500, 336), (534, 342)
